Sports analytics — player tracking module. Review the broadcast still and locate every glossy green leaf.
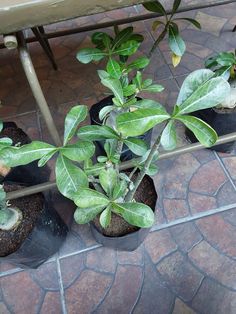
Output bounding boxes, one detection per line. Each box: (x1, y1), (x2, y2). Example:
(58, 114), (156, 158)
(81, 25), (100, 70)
(133, 99), (164, 109)
(97, 70), (110, 80)
(142, 84), (164, 93)
(127, 57), (150, 71)
(129, 34), (144, 43)
(38, 149), (57, 167)
(216, 52), (236, 66)
(205, 55), (218, 69)
(106, 59), (122, 79)
(64, 105), (87, 145)
(215, 66), (231, 81)
(112, 26), (133, 49)
(177, 76), (230, 115)
(116, 108), (170, 137)
(84, 163), (106, 176)
(74, 188), (109, 208)
(176, 115), (218, 147)
(172, 0), (181, 13)
(99, 206), (111, 228)
(123, 84), (137, 97)
(113, 202), (154, 228)
(60, 141), (95, 162)
(168, 24), (186, 57)
(0, 122), (3, 133)
(177, 69), (215, 105)
(99, 168), (117, 196)
(99, 105), (115, 120)
(174, 18), (201, 29)
(0, 137), (12, 148)
(0, 141), (55, 167)
(145, 163), (158, 176)
(124, 138), (148, 156)
(101, 78), (124, 104)
(76, 48), (106, 64)
(74, 205), (105, 224)
(143, 1), (166, 16)
(160, 120), (177, 150)
(56, 154), (88, 199)
(78, 125), (119, 141)
(115, 40), (140, 56)
(112, 180), (127, 200)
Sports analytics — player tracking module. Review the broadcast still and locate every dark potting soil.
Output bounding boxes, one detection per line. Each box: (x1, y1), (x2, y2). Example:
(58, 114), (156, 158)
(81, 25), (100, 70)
(93, 175), (157, 237)
(0, 126), (30, 145)
(0, 184), (44, 257)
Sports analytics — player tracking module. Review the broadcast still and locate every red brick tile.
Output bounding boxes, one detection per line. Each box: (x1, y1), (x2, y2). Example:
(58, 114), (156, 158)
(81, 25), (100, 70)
(60, 253), (85, 288)
(117, 245), (143, 266)
(163, 199), (189, 221)
(40, 292), (62, 314)
(188, 192), (216, 213)
(86, 247), (117, 273)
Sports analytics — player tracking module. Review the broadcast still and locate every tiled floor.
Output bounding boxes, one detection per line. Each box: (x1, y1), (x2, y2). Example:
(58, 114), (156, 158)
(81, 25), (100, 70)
(1, 1), (236, 313)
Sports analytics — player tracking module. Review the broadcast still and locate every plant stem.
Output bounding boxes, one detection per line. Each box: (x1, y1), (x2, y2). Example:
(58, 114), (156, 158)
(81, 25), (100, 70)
(125, 123), (167, 202)
(129, 166), (138, 180)
(148, 26), (168, 59)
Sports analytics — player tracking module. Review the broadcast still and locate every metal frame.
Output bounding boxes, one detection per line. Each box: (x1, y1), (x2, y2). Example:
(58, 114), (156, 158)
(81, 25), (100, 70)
(2, 0), (236, 229)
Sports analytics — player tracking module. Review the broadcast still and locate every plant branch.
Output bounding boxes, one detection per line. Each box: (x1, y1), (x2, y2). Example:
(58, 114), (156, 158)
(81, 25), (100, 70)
(125, 122), (167, 202)
(148, 26), (168, 59)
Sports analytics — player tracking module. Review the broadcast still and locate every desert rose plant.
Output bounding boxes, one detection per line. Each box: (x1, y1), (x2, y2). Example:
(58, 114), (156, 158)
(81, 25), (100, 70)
(0, 67), (230, 229)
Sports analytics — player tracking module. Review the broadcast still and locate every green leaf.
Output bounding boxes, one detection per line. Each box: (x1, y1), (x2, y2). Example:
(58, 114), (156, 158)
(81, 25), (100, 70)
(145, 163), (158, 176)
(142, 84), (164, 93)
(84, 163), (106, 176)
(177, 76), (231, 115)
(112, 26), (133, 49)
(99, 168), (117, 196)
(116, 108), (170, 137)
(160, 120), (177, 150)
(60, 141), (95, 162)
(216, 52), (236, 66)
(74, 205), (105, 224)
(74, 188), (109, 208)
(0, 141), (55, 167)
(0, 137), (12, 148)
(129, 34), (144, 43)
(205, 55), (218, 69)
(143, 1), (167, 16)
(78, 125), (119, 141)
(97, 70), (110, 80)
(176, 115), (218, 147)
(133, 71), (142, 89)
(99, 206), (111, 228)
(64, 105), (87, 145)
(177, 69), (215, 105)
(106, 59), (122, 79)
(112, 180), (127, 200)
(133, 99), (164, 109)
(113, 202), (154, 228)
(174, 18), (201, 29)
(0, 121), (3, 133)
(99, 105), (115, 120)
(56, 154), (88, 199)
(127, 57), (150, 71)
(76, 48), (106, 64)
(168, 24), (186, 57)
(172, 0), (181, 13)
(124, 138), (148, 156)
(215, 66), (231, 81)
(101, 77), (124, 104)
(38, 149), (57, 167)
(114, 40), (140, 56)
(123, 84), (137, 97)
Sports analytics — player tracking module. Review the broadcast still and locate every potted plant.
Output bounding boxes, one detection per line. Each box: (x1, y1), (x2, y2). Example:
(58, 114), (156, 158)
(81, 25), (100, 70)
(186, 50), (236, 152)
(0, 121), (68, 268)
(0, 68), (230, 251)
(76, 0), (200, 160)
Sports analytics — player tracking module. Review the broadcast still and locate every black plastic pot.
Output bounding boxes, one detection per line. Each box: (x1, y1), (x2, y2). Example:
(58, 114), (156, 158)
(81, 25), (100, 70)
(90, 96), (152, 161)
(185, 108), (236, 153)
(0, 190), (68, 269)
(0, 123), (68, 268)
(90, 175), (157, 251)
(1, 122), (50, 184)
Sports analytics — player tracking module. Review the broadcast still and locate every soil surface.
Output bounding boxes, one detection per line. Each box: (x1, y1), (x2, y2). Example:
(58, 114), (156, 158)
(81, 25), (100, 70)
(93, 174), (157, 237)
(0, 124), (30, 145)
(0, 183), (44, 257)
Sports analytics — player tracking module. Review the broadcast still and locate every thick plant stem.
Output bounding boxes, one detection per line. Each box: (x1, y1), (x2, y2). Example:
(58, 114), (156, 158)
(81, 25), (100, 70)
(148, 27), (168, 59)
(125, 124), (167, 202)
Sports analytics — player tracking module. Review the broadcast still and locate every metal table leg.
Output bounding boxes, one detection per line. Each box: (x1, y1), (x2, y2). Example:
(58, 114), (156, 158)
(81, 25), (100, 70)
(16, 31), (61, 146)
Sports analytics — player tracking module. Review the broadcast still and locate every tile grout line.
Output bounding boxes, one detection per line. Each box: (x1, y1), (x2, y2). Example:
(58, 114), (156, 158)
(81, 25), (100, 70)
(59, 244), (102, 260)
(214, 151), (236, 192)
(56, 257), (67, 314)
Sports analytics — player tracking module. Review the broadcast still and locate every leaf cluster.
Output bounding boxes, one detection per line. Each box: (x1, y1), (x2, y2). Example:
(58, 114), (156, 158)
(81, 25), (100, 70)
(205, 51), (236, 80)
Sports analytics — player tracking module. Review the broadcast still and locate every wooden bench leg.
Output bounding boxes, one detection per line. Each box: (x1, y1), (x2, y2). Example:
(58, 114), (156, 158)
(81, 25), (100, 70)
(31, 26), (58, 70)
(16, 31), (61, 146)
